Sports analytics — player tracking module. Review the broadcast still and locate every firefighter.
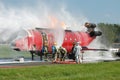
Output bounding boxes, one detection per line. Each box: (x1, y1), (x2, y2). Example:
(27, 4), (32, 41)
(41, 46), (48, 61)
(73, 42), (83, 64)
(30, 44), (36, 60)
(52, 42), (57, 60)
(53, 43), (59, 62)
(71, 41), (76, 60)
(41, 41), (48, 61)
(58, 46), (67, 61)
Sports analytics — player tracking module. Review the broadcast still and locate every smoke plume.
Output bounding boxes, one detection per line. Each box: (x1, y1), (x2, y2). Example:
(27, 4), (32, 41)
(0, 1), (88, 45)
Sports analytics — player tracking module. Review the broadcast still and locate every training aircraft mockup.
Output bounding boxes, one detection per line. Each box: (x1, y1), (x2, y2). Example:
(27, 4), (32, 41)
(11, 27), (108, 60)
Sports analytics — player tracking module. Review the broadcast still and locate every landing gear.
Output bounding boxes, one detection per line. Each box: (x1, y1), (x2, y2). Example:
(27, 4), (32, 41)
(115, 52), (120, 57)
(68, 53), (75, 60)
(30, 50), (43, 61)
(38, 51), (43, 61)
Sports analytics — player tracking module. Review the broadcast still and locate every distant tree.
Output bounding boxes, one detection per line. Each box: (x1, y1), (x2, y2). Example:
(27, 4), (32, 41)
(98, 23), (120, 46)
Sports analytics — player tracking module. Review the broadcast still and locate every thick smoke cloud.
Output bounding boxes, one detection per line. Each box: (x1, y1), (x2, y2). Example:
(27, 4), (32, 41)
(0, 1), (88, 44)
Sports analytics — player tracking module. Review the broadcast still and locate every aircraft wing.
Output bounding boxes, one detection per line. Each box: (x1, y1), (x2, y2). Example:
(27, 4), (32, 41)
(82, 47), (108, 51)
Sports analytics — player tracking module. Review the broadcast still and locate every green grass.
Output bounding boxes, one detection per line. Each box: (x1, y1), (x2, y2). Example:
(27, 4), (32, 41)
(0, 44), (30, 58)
(0, 61), (120, 80)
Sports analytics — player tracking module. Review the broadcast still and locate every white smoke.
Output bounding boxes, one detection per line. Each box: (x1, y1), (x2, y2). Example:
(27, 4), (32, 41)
(0, 1), (88, 45)
(84, 28), (115, 62)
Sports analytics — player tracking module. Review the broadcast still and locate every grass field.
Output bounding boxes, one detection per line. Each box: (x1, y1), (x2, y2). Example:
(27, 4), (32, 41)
(0, 44), (30, 58)
(0, 61), (120, 80)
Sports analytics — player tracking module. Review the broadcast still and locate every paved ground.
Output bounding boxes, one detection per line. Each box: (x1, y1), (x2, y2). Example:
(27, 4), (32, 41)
(0, 57), (120, 68)
(0, 61), (54, 68)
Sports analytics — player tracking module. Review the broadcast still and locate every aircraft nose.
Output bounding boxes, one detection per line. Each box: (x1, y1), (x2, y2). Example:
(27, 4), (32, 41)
(11, 41), (16, 47)
(11, 41), (20, 51)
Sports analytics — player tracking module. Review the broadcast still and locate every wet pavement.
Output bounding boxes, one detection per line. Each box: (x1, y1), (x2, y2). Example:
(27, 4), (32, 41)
(0, 58), (53, 68)
(0, 56), (120, 68)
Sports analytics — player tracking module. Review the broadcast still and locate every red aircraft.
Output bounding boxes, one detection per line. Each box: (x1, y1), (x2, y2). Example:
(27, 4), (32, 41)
(12, 27), (108, 60)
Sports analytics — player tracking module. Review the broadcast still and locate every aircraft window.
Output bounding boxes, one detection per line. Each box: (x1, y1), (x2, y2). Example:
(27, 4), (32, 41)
(65, 38), (67, 40)
(15, 30), (28, 40)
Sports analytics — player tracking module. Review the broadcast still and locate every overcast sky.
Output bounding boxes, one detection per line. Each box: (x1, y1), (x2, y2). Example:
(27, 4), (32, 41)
(0, 0), (120, 24)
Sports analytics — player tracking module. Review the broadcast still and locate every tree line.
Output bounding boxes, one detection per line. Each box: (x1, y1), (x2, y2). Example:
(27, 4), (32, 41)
(98, 23), (120, 46)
